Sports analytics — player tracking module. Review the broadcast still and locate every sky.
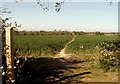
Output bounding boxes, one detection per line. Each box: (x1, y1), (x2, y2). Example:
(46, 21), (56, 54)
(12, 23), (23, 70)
(1, 1), (119, 32)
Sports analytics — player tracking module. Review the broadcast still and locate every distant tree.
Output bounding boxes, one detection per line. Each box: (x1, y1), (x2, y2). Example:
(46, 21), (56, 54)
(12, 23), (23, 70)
(95, 31), (104, 35)
(79, 31), (86, 35)
(35, 31), (39, 35)
(21, 30), (26, 35)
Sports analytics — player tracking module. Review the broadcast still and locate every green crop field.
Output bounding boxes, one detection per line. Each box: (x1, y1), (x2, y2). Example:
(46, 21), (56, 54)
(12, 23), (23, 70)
(14, 34), (119, 56)
(66, 35), (118, 54)
(14, 35), (73, 56)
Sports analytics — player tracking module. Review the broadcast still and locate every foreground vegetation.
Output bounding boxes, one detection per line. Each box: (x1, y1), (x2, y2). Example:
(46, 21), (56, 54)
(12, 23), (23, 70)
(66, 34), (119, 72)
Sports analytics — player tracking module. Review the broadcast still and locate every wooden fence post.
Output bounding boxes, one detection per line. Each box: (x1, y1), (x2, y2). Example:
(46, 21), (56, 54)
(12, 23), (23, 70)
(0, 17), (3, 84)
(5, 27), (15, 83)
(0, 29), (2, 84)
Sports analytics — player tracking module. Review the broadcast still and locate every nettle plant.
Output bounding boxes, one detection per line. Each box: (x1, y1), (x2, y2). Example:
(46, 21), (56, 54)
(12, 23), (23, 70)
(0, 7), (23, 83)
(98, 41), (120, 72)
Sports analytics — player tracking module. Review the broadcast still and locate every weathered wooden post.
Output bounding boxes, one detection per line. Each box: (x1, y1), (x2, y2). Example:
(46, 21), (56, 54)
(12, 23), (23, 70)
(6, 27), (15, 83)
(0, 17), (3, 84)
(0, 28), (2, 84)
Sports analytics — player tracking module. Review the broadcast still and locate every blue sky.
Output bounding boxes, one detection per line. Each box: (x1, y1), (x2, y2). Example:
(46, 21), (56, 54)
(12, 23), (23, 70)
(1, 1), (118, 32)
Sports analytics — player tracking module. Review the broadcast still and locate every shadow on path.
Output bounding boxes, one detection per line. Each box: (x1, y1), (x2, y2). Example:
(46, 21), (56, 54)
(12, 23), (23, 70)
(15, 57), (90, 84)
(53, 71), (91, 84)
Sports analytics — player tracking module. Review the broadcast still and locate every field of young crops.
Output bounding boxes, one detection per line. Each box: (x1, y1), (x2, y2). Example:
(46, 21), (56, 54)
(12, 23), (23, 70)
(14, 35), (73, 56)
(14, 34), (119, 56)
(66, 35), (118, 54)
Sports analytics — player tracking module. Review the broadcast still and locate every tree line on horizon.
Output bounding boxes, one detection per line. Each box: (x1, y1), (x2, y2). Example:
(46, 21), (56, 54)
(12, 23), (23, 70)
(14, 30), (119, 35)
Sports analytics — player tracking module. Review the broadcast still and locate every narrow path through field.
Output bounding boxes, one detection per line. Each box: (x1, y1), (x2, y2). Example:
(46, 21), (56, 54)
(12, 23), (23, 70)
(58, 33), (76, 59)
